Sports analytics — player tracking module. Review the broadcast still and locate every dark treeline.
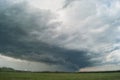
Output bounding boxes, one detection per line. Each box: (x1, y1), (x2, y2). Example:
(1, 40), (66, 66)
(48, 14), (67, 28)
(0, 67), (120, 73)
(0, 67), (15, 72)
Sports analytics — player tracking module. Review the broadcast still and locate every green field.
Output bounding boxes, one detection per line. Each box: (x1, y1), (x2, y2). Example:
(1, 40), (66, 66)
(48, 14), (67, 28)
(0, 72), (120, 80)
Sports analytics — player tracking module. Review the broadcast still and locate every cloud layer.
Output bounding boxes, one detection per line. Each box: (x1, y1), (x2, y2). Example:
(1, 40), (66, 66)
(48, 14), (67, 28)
(0, 0), (120, 71)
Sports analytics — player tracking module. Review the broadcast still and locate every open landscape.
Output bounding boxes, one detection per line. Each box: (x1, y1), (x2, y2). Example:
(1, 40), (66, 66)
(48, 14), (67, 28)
(0, 71), (120, 80)
(0, 0), (120, 80)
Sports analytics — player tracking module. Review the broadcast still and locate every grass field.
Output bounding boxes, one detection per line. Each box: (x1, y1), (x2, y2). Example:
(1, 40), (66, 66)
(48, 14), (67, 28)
(0, 72), (120, 80)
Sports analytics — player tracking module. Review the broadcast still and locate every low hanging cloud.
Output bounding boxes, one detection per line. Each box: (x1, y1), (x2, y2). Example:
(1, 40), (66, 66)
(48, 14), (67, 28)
(0, 0), (120, 71)
(0, 0), (91, 71)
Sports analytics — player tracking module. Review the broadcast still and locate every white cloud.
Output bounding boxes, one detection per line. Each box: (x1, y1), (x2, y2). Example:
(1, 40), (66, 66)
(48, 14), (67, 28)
(55, 0), (120, 66)
(105, 50), (120, 63)
(28, 0), (64, 12)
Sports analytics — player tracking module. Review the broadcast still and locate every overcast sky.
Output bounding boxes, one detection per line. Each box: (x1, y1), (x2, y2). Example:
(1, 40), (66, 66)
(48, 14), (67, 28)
(0, 0), (120, 72)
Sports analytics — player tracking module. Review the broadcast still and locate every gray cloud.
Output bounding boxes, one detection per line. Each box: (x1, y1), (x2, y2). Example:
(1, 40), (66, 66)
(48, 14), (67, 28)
(59, 0), (120, 67)
(0, 1), (92, 71)
(62, 0), (79, 8)
(0, 0), (120, 72)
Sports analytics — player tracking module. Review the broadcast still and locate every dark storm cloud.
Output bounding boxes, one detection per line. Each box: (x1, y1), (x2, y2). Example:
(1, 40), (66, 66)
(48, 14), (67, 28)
(0, 1), (91, 71)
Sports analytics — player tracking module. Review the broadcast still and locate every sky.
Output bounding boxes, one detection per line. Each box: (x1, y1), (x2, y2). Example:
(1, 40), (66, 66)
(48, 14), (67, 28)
(0, 0), (120, 72)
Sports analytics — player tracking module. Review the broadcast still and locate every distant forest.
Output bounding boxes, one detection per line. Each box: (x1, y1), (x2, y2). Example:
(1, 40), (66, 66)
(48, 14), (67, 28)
(0, 67), (120, 73)
(0, 67), (16, 72)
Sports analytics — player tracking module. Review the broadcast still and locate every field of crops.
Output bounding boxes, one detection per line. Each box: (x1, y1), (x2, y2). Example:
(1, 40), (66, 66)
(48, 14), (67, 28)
(0, 72), (120, 80)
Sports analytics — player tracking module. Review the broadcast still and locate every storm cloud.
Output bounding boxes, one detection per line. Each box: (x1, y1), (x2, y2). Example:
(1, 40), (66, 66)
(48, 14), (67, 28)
(0, 0), (120, 72)
(0, 0), (91, 71)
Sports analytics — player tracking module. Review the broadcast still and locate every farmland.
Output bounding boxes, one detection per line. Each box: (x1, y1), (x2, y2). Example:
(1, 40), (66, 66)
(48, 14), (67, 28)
(0, 71), (120, 80)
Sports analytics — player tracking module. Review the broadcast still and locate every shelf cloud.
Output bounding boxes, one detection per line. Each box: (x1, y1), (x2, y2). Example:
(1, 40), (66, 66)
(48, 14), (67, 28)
(0, 0), (120, 71)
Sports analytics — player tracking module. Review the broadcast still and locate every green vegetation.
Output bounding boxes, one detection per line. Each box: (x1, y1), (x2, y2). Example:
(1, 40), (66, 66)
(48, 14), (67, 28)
(0, 71), (120, 80)
(0, 67), (15, 72)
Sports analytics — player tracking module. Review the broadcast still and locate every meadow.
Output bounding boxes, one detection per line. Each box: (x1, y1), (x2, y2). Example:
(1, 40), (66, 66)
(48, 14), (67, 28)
(0, 72), (120, 80)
